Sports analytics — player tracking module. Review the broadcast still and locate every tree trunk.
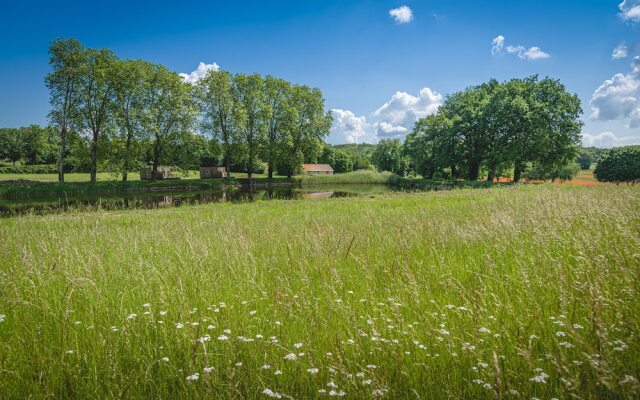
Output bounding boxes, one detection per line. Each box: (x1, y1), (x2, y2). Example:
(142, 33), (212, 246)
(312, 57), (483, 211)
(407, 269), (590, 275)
(513, 162), (523, 183)
(90, 130), (98, 184)
(58, 126), (67, 183)
(152, 135), (161, 180)
(122, 128), (132, 182)
(268, 160), (273, 179)
(469, 160), (480, 181)
(487, 163), (497, 182)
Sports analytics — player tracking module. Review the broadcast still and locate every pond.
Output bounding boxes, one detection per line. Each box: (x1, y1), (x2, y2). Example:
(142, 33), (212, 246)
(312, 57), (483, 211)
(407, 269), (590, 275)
(0, 184), (397, 216)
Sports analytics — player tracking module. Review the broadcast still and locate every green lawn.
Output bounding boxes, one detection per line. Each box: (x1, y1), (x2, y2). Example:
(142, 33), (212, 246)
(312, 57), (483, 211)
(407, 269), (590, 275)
(0, 185), (638, 399)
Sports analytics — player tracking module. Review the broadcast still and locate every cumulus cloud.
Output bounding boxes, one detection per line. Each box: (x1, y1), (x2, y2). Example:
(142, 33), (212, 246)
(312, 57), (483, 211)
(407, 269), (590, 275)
(372, 87), (443, 138)
(179, 62), (220, 84)
(389, 5), (413, 24)
(582, 132), (618, 148)
(619, 0), (640, 22)
(329, 87), (442, 143)
(590, 56), (640, 128)
(329, 109), (370, 144)
(612, 42), (629, 59)
(492, 35), (551, 60)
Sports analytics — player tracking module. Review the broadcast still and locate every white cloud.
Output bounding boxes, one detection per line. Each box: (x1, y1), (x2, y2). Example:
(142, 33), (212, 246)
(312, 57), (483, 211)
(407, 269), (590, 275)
(372, 87), (442, 138)
(492, 35), (551, 60)
(590, 56), (640, 128)
(329, 87), (442, 143)
(491, 35), (505, 55)
(179, 62), (220, 84)
(582, 132), (618, 148)
(612, 42), (629, 59)
(389, 6), (413, 24)
(619, 0), (640, 22)
(329, 109), (371, 144)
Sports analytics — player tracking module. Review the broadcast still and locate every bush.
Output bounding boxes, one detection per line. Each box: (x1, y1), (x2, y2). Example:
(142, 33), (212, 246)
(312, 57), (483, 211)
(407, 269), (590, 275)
(594, 146), (640, 183)
(0, 164), (60, 174)
(523, 163), (579, 182)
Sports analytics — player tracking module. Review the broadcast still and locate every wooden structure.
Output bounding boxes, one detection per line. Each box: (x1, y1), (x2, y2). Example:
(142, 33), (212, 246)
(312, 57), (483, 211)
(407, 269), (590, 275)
(301, 164), (334, 175)
(140, 166), (178, 180)
(200, 166), (227, 179)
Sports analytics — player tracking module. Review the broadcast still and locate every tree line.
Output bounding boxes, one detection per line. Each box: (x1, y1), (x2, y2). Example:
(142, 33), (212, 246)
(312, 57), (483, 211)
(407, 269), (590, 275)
(372, 76), (584, 182)
(44, 38), (332, 182)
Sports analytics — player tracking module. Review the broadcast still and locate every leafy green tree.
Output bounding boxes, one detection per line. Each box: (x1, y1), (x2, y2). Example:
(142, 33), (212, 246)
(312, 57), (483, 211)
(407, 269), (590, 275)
(233, 74), (269, 179)
(264, 76), (295, 179)
(0, 128), (23, 165)
(142, 65), (196, 178)
(110, 59), (149, 181)
(577, 148), (595, 170)
(198, 71), (237, 176)
(319, 145), (354, 173)
(372, 139), (407, 175)
(404, 114), (454, 178)
(77, 47), (118, 183)
(46, 38), (85, 182)
(594, 146), (640, 183)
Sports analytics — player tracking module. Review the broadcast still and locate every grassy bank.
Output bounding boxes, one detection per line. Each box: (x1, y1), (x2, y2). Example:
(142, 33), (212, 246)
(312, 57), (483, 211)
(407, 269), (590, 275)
(0, 185), (638, 398)
(295, 170), (396, 185)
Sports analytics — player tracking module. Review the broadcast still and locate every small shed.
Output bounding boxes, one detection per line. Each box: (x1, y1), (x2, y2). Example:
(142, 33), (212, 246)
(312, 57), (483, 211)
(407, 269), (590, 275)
(140, 166), (177, 180)
(200, 166), (227, 179)
(301, 164), (334, 175)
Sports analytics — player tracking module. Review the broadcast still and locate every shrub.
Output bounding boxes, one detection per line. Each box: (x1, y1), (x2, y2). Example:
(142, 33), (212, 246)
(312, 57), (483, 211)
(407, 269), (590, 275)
(594, 146), (640, 183)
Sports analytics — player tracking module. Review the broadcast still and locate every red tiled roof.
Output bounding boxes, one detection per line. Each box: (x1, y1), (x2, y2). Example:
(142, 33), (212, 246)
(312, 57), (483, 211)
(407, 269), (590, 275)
(301, 164), (334, 172)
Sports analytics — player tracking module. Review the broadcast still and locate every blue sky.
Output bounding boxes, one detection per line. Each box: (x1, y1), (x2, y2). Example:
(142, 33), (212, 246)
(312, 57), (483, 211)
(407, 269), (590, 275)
(1, 0), (639, 146)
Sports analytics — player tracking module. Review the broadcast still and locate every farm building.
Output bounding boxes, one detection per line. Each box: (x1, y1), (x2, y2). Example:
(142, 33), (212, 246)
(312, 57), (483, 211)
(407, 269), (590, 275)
(200, 166), (227, 179)
(301, 164), (334, 175)
(140, 166), (178, 180)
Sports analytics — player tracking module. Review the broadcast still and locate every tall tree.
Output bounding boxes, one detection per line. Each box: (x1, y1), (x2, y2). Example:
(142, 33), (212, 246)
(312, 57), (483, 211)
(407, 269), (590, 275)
(279, 85), (332, 178)
(264, 76), (295, 179)
(233, 74), (269, 179)
(142, 65), (196, 178)
(111, 59), (148, 181)
(198, 70), (237, 176)
(0, 128), (23, 165)
(46, 38), (85, 182)
(77, 48), (117, 183)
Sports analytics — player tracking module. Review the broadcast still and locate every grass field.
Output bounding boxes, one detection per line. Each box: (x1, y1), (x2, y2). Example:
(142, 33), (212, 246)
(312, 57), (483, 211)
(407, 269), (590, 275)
(0, 185), (638, 399)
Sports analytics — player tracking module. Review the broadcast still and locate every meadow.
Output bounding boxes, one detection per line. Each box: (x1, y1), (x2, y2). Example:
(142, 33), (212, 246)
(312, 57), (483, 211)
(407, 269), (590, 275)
(0, 185), (638, 399)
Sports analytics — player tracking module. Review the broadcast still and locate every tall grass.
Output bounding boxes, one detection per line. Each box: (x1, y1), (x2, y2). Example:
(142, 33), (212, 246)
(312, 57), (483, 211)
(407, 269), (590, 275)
(296, 170), (396, 185)
(0, 185), (638, 399)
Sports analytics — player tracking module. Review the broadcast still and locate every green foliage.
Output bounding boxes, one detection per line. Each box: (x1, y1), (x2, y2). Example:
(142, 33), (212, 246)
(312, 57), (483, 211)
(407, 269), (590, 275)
(594, 146), (640, 183)
(372, 139), (409, 176)
(523, 162), (580, 181)
(333, 143), (375, 170)
(0, 164), (60, 174)
(319, 145), (354, 173)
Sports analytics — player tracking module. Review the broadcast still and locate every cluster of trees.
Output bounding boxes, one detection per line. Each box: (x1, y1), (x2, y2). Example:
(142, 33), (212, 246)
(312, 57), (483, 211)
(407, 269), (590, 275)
(594, 146), (640, 183)
(373, 76), (583, 182)
(45, 38), (332, 182)
(576, 147), (608, 170)
(0, 126), (58, 166)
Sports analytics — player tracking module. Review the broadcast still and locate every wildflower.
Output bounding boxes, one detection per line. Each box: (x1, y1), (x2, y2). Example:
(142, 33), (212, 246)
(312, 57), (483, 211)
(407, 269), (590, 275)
(250, 310), (257, 315)
(197, 334), (211, 343)
(175, 323), (184, 329)
(318, 389), (327, 394)
(217, 335), (229, 341)
(191, 322), (199, 326)
(274, 370), (283, 375)
(478, 362), (489, 369)
(294, 342), (303, 349)
(366, 364), (377, 369)
(143, 303), (151, 308)
(275, 321), (282, 326)
(235, 362), (243, 367)
(573, 360), (583, 365)
(356, 372), (366, 378)
(161, 357), (169, 362)
(262, 388), (282, 398)
(110, 326), (118, 332)
(223, 329), (231, 334)
(327, 380), (338, 388)
(620, 375), (637, 384)
(127, 313), (137, 319)
(307, 368), (319, 374)
(438, 329), (450, 336)
(529, 372), (549, 383)
(508, 389), (519, 395)
(262, 364), (271, 369)
(256, 334), (264, 339)
(372, 389), (384, 397)
(186, 373), (199, 381)
(74, 321), (81, 325)
(362, 379), (372, 385)
(284, 353), (297, 361)
(478, 327), (491, 334)
(555, 331), (566, 337)
(159, 310), (167, 316)
(573, 324), (584, 330)
(207, 325), (215, 330)
(559, 341), (573, 348)
(0, 314), (5, 322)
(65, 350), (74, 354)
(204, 366), (214, 373)
(483, 383), (492, 389)
(329, 390), (346, 396)
(326, 352), (333, 357)
(472, 379), (484, 385)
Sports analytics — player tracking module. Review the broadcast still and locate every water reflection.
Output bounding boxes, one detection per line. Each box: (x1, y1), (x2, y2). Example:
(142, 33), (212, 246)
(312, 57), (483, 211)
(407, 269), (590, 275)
(0, 185), (391, 216)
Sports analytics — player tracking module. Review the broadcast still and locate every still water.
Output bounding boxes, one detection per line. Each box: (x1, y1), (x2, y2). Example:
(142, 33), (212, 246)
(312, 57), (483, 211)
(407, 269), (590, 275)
(0, 184), (396, 216)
